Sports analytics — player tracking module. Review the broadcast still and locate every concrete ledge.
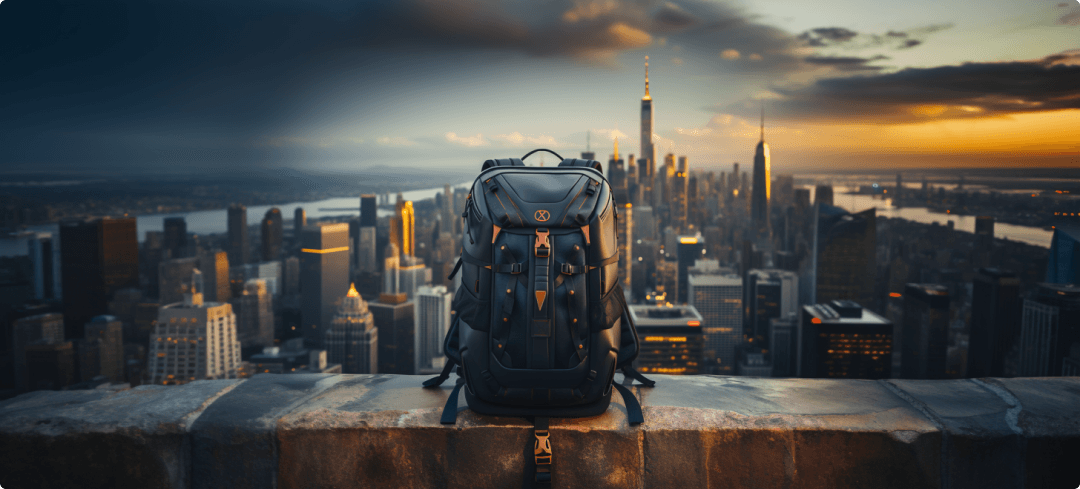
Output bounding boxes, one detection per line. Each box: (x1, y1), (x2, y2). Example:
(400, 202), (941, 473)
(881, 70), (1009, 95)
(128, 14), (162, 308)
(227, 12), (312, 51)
(1, 374), (1079, 489)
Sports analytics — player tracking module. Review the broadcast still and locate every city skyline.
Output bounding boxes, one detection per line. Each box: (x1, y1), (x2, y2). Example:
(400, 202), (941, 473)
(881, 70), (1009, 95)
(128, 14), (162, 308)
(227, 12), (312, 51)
(0, 0), (1077, 176)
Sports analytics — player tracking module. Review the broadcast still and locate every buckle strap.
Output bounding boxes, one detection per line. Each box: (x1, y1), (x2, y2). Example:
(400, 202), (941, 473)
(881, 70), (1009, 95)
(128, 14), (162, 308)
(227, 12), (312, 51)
(612, 383), (645, 425)
(439, 383), (464, 425)
(533, 416), (552, 484)
(559, 262), (586, 275)
(492, 262), (525, 274)
(621, 365), (656, 387)
(446, 257), (463, 281)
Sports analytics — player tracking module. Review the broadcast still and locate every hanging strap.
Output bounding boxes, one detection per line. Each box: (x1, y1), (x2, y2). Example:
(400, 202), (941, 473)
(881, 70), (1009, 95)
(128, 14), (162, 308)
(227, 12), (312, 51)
(447, 257), (463, 281)
(439, 382), (464, 425)
(422, 359), (456, 388)
(621, 365), (656, 387)
(611, 383), (645, 425)
(532, 416), (553, 487)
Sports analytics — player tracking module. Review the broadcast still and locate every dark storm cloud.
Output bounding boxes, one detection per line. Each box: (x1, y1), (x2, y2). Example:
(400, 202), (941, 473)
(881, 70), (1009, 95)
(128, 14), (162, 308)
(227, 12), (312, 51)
(1061, 10), (1080, 26)
(798, 23), (952, 50)
(803, 55), (890, 71)
(721, 50), (1080, 123)
(899, 39), (922, 49)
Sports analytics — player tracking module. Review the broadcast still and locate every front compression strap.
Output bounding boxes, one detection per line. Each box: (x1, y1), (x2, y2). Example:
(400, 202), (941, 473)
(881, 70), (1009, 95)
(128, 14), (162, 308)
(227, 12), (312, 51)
(532, 416), (552, 487)
(621, 366), (656, 387)
(422, 360), (456, 388)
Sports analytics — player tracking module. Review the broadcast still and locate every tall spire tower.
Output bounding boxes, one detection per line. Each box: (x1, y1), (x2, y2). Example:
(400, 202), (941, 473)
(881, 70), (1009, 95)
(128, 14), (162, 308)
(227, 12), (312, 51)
(751, 101), (771, 241)
(640, 56), (656, 205)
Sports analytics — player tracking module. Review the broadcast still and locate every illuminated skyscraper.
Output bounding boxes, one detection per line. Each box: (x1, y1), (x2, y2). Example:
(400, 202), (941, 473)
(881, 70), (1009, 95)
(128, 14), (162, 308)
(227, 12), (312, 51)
(676, 234), (704, 304)
(300, 223), (351, 349)
(629, 304), (704, 375)
(800, 300), (892, 379)
(672, 156), (689, 231)
(390, 195), (416, 259)
(751, 107), (771, 240)
(617, 204), (633, 292)
(640, 56), (655, 204)
(812, 206), (876, 308)
(227, 204), (249, 266)
(261, 207), (283, 261)
(325, 283), (377, 374)
(148, 270), (241, 385)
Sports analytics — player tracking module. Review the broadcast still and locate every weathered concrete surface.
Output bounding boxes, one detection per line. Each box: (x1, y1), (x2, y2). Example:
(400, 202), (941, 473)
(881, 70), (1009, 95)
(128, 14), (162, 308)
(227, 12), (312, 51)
(189, 374), (343, 489)
(0, 380), (241, 489)
(1, 374), (1079, 489)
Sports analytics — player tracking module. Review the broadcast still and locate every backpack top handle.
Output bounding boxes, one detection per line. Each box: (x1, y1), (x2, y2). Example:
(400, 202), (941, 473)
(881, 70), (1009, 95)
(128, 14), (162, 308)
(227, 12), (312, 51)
(521, 148), (564, 161)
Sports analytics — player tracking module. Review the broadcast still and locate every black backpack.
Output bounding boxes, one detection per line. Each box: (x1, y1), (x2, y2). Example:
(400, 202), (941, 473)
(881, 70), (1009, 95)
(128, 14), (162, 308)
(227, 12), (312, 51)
(423, 149), (655, 485)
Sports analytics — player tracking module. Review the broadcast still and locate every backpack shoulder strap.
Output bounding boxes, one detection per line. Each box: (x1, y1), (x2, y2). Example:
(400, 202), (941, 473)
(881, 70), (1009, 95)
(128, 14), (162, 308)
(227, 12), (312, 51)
(482, 158), (525, 170)
(558, 158), (603, 173)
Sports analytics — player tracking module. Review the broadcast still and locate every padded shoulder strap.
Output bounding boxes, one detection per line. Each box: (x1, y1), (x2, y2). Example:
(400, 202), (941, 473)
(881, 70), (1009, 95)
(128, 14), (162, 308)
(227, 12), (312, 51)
(558, 158), (603, 173)
(482, 158), (525, 170)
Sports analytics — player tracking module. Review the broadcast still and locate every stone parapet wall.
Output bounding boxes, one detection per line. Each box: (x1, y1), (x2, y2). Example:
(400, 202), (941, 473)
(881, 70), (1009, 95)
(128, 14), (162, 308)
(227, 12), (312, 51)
(0, 374), (1078, 489)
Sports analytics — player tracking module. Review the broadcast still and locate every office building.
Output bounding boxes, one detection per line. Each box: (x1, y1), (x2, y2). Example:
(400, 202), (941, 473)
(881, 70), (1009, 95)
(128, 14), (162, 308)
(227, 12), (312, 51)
(901, 284), (950, 379)
(12, 313), (64, 392)
(751, 109), (771, 240)
(60, 218), (139, 339)
(159, 257), (200, 305)
(688, 274), (742, 374)
(83, 315), (124, 382)
(800, 301), (893, 379)
(415, 285), (452, 374)
(26, 232), (61, 300)
(293, 207), (306, 238)
(163, 217), (187, 259)
(770, 316), (797, 377)
(147, 270), (241, 385)
(1045, 224), (1080, 284)
(372, 295), (415, 375)
(636, 206), (656, 241)
(24, 341), (76, 391)
(967, 268), (1020, 378)
(358, 194), (379, 273)
(300, 223), (350, 349)
(671, 157), (689, 231)
(815, 185), (834, 207)
(676, 234), (705, 304)
(261, 208), (283, 261)
(325, 283), (378, 374)
(745, 269), (798, 350)
(812, 206), (876, 308)
(1019, 283), (1080, 376)
(628, 304), (704, 375)
(198, 251), (231, 304)
(235, 279), (274, 352)
(738, 351), (773, 377)
(227, 204), (249, 266)
(390, 196), (416, 258)
(234, 261), (282, 296)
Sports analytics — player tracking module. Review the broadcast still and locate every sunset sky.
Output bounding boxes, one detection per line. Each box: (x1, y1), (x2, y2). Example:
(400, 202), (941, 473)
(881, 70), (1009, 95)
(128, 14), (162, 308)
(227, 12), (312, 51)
(1, 0), (1077, 175)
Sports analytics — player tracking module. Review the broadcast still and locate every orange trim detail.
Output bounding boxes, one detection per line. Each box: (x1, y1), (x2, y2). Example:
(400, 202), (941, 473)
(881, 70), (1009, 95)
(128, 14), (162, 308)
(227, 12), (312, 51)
(535, 291), (547, 311)
(492, 225), (501, 243)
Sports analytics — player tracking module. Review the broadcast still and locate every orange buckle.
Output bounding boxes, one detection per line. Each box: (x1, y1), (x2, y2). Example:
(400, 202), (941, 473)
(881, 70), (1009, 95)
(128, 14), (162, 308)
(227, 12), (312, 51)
(535, 229), (550, 258)
(534, 430), (552, 465)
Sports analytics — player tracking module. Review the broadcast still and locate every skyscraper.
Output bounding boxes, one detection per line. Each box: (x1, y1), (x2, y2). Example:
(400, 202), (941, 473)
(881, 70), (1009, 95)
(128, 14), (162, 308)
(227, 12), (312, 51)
(293, 207), (306, 238)
(358, 194), (379, 274)
(1019, 283), (1080, 376)
(261, 208), (283, 261)
(198, 250), (231, 304)
(163, 217), (187, 259)
(371, 296), (415, 375)
(60, 218), (139, 339)
(640, 56), (655, 204)
(901, 283), (950, 379)
(235, 279), (274, 352)
(688, 274), (742, 374)
(815, 185), (834, 207)
(751, 107), (771, 240)
(26, 232), (61, 300)
(618, 204), (633, 293)
(745, 269), (799, 351)
(325, 283), (377, 374)
(800, 300), (892, 379)
(12, 313), (64, 392)
(158, 257), (200, 305)
(148, 270), (241, 385)
(672, 156), (689, 231)
(227, 204), (249, 266)
(389, 196), (416, 259)
(770, 316), (798, 377)
(812, 205), (876, 308)
(676, 234), (705, 304)
(415, 285), (452, 374)
(300, 222), (351, 349)
(967, 268), (1020, 378)
(628, 304), (704, 375)
(84, 315), (124, 382)
(1045, 224), (1080, 284)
